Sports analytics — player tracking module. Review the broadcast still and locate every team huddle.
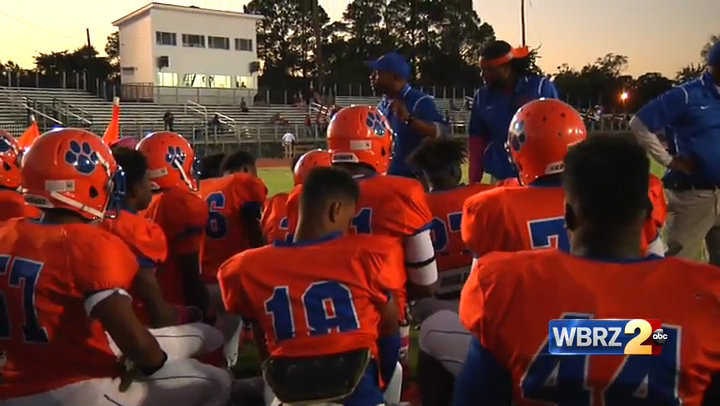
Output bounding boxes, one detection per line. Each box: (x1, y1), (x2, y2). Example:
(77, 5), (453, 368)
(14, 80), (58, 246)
(0, 99), (719, 406)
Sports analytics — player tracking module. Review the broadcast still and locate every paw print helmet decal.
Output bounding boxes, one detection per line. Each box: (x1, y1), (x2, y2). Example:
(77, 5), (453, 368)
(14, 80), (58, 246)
(327, 106), (393, 174)
(21, 128), (122, 220)
(506, 99), (587, 185)
(136, 131), (199, 191)
(0, 130), (22, 190)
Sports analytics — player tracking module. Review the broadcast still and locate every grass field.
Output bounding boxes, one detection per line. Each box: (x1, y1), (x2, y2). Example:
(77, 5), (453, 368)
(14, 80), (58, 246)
(259, 159), (667, 196)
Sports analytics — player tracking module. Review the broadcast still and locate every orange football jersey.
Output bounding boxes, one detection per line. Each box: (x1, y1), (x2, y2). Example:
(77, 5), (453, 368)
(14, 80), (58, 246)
(460, 249), (720, 406)
(463, 182), (664, 257)
(262, 192), (289, 243)
(462, 185), (568, 256)
(286, 175), (432, 313)
(142, 187), (208, 305)
(286, 174), (432, 238)
(219, 233), (405, 358)
(0, 189), (42, 221)
(427, 184), (494, 271)
(645, 174), (667, 243)
(101, 209), (168, 267)
(198, 173), (267, 282)
(0, 218), (138, 399)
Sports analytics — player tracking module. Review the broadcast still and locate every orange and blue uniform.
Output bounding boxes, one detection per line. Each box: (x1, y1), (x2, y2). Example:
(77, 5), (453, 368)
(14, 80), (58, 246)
(101, 209), (168, 269)
(462, 184), (568, 256)
(0, 219), (138, 399)
(455, 249), (720, 406)
(262, 192), (289, 243)
(463, 180), (667, 257)
(286, 174), (434, 314)
(142, 186), (208, 305)
(198, 173), (267, 282)
(219, 233), (404, 405)
(427, 184), (493, 295)
(0, 190), (42, 221)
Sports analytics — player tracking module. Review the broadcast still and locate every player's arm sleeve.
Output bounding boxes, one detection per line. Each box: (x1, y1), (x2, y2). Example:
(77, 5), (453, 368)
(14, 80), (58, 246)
(218, 257), (254, 319)
(452, 337), (513, 406)
(632, 87), (688, 166)
(74, 233), (138, 315)
(411, 95), (449, 138)
(461, 194), (506, 259)
(401, 185), (438, 286)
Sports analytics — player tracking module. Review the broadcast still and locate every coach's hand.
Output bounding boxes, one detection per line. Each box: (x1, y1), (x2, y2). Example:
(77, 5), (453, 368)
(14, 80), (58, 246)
(668, 155), (696, 175)
(390, 99), (410, 123)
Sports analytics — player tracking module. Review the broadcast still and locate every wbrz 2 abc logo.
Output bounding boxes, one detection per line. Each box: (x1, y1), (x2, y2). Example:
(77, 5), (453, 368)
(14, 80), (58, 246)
(548, 318), (666, 355)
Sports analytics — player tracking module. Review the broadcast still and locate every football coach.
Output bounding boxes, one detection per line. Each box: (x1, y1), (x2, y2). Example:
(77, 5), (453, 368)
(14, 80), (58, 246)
(468, 40), (558, 183)
(367, 52), (448, 178)
(630, 41), (720, 264)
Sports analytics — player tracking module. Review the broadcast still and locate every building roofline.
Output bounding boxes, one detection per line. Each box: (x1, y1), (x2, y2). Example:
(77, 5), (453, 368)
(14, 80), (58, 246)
(112, 2), (264, 26)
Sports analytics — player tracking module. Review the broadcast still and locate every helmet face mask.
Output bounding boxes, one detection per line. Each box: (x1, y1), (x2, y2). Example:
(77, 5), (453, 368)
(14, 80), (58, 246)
(506, 99), (587, 186)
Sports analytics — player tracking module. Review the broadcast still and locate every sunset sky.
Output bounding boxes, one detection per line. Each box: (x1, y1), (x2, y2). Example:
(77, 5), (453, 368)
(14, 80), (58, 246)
(1, 0), (717, 77)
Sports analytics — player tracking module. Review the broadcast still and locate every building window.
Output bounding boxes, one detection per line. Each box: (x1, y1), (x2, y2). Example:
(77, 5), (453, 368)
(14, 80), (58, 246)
(157, 72), (178, 86)
(208, 74), (232, 88)
(235, 38), (253, 52)
(182, 34), (205, 48)
(208, 36), (230, 50)
(155, 31), (177, 46)
(182, 73), (207, 87)
(236, 76), (252, 88)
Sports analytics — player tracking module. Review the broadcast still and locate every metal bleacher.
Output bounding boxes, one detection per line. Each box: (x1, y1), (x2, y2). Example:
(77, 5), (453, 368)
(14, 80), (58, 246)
(0, 86), (477, 157)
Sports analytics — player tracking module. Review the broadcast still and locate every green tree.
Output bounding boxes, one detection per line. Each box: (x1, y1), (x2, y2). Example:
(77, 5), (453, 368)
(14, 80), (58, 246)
(700, 33), (719, 61)
(105, 31), (120, 80)
(34, 45), (114, 81)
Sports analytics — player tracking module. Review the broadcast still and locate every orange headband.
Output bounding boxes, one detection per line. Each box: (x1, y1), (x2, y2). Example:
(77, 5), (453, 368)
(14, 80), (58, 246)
(480, 46), (531, 68)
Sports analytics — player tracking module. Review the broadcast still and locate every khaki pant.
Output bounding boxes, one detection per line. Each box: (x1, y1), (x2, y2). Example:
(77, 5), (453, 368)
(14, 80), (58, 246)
(665, 189), (720, 265)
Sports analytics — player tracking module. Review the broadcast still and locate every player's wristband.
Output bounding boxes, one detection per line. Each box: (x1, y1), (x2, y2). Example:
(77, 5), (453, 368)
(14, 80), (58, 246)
(138, 351), (168, 377)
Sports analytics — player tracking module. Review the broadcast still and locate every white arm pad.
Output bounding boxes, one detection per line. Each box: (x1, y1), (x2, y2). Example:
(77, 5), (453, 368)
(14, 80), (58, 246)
(85, 289), (131, 316)
(404, 229), (438, 286)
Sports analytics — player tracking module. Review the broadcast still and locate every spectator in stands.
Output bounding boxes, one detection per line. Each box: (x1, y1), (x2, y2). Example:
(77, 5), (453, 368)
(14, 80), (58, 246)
(209, 114), (222, 134)
(282, 130), (296, 160)
(368, 52), (448, 177)
(240, 98), (250, 113)
(304, 114), (313, 137)
(163, 110), (174, 131)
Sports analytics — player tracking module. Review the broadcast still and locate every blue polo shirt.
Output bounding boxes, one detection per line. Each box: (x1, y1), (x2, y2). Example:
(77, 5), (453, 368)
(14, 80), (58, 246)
(468, 75), (558, 180)
(636, 71), (720, 185)
(378, 84), (447, 177)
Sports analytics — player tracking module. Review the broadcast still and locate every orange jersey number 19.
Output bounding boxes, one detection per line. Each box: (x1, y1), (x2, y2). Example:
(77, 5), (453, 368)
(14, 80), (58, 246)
(1, 256), (48, 343)
(265, 281), (360, 340)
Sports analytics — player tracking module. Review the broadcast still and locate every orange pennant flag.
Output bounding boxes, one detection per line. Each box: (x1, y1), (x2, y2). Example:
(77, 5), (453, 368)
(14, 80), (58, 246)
(103, 97), (121, 146)
(18, 116), (40, 149)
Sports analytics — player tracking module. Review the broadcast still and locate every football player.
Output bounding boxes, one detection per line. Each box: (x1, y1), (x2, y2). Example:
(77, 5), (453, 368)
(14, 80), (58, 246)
(0, 128), (229, 405)
(198, 149), (267, 365)
(284, 106), (438, 367)
(461, 98), (665, 262)
(0, 130), (41, 220)
(219, 167), (403, 406)
(285, 106), (438, 301)
(262, 150), (330, 243)
(100, 147), (220, 361)
(137, 132), (211, 320)
(454, 134), (720, 406)
(406, 137), (493, 320)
